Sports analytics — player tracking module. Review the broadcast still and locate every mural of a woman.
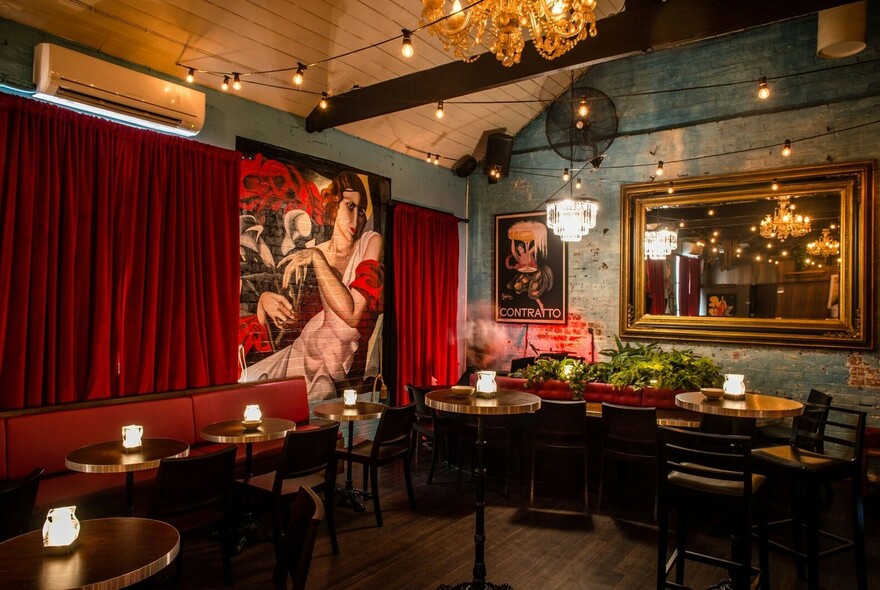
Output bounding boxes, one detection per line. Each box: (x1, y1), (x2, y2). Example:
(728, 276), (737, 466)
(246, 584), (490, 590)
(247, 170), (384, 400)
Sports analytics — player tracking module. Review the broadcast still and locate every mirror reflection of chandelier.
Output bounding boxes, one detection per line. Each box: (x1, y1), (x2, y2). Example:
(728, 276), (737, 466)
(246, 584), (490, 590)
(806, 227), (840, 259)
(420, 0), (598, 67)
(644, 228), (678, 260)
(546, 196), (598, 242)
(759, 197), (811, 241)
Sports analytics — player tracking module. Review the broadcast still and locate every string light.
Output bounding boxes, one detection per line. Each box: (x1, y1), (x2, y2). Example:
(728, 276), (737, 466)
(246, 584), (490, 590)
(575, 177), (582, 189)
(319, 92), (328, 109)
(667, 182), (674, 194)
(221, 76), (230, 92)
(185, 68), (195, 84)
(435, 100), (444, 119)
(781, 139), (792, 157)
(426, 153), (432, 163)
(757, 77), (770, 99)
(578, 98), (588, 118)
(562, 168), (570, 182)
(655, 161), (664, 176)
(401, 29), (414, 58)
(433, 154), (440, 165)
(232, 73), (241, 91)
(293, 63), (306, 86)
(771, 178), (779, 190)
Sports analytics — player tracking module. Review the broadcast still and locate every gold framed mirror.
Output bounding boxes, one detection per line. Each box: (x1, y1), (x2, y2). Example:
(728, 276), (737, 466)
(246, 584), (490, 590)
(620, 161), (874, 349)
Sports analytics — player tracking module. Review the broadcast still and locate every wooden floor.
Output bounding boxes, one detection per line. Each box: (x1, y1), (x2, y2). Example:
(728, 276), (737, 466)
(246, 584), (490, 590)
(142, 454), (880, 590)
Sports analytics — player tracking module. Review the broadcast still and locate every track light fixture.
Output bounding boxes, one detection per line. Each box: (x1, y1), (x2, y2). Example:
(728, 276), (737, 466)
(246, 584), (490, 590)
(435, 100), (444, 119)
(293, 63), (306, 86)
(185, 68), (195, 84)
(401, 29), (414, 58)
(781, 139), (792, 157)
(758, 77), (770, 99)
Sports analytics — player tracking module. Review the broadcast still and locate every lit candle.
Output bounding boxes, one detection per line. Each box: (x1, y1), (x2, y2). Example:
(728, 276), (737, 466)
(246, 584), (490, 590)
(243, 404), (262, 422)
(475, 370), (497, 394)
(343, 389), (357, 406)
(42, 506), (80, 548)
(121, 424), (143, 449)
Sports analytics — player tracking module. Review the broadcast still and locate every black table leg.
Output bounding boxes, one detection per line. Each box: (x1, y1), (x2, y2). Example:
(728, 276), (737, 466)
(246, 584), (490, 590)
(437, 416), (511, 590)
(338, 421), (369, 511)
(124, 472), (135, 515)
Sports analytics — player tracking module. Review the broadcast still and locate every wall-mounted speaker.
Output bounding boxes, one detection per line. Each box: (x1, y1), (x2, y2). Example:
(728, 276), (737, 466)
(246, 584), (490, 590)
(483, 133), (513, 183)
(452, 154), (477, 177)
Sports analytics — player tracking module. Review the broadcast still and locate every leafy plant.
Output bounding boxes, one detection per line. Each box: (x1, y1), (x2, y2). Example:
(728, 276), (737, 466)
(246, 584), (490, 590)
(521, 357), (590, 400)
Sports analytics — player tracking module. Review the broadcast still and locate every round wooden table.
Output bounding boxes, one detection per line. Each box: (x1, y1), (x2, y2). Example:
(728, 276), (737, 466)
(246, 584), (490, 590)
(200, 417), (295, 478)
(0, 517), (179, 589)
(427, 389), (541, 590)
(313, 401), (386, 511)
(675, 391), (804, 419)
(65, 438), (189, 514)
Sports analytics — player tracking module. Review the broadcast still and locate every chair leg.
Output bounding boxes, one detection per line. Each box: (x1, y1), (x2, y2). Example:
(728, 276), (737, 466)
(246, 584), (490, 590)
(597, 455), (606, 512)
(805, 484), (821, 590)
(756, 498), (770, 590)
(674, 506), (687, 585)
(851, 480), (868, 590)
(428, 434), (440, 485)
(370, 465), (383, 527)
(530, 446), (537, 504)
(403, 456), (416, 510)
(271, 500), (285, 584)
(657, 498), (669, 589)
(789, 480), (807, 580)
(221, 521), (233, 586)
(323, 485), (339, 555)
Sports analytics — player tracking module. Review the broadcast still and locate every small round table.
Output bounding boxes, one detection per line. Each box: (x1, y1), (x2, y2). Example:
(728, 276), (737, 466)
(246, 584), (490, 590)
(200, 417), (295, 478)
(0, 517), (179, 589)
(427, 389), (541, 590)
(313, 401), (385, 511)
(674, 391), (805, 420)
(65, 438), (189, 515)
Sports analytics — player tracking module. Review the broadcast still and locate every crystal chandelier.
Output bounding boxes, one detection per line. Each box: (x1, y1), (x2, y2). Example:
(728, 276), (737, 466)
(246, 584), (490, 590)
(546, 197), (598, 242)
(806, 228), (840, 259)
(420, 0), (598, 68)
(644, 228), (678, 260)
(759, 197), (811, 241)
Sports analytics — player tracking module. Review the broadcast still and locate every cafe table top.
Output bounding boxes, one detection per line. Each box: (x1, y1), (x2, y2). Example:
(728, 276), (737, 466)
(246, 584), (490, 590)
(65, 438), (190, 474)
(675, 391), (804, 419)
(0, 517), (179, 589)
(313, 400), (386, 422)
(425, 388), (541, 416)
(199, 417), (295, 444)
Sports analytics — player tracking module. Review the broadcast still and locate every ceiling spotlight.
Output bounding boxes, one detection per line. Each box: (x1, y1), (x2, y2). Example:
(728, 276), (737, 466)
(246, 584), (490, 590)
(781, 139), (792, 157)
(757, 76), (770, 100)
(435, 100), (444, 119)
(232, 73), (241, 91)
(221, 76), (230, 92)
(578, 97), (588, 118)
(293, 63), (306, 86)
(771, 178), (779, 191)
(319, 92), (328, 110)
(655, 161), (664, 176)
(562, 168), (570, 182)
(401, 29), (414, 58)
(185, 68), (195, 84)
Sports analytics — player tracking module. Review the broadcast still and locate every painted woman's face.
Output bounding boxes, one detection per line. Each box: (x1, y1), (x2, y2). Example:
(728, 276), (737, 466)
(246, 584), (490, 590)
(335, 189), (368, 242)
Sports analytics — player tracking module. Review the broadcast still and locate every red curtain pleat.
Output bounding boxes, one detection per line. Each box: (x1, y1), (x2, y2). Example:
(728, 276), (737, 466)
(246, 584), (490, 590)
(677, 256), (702, 316)
(645, 259), (667, 315)
(0, 93), (239, 409)
(392, 203), (460, 404)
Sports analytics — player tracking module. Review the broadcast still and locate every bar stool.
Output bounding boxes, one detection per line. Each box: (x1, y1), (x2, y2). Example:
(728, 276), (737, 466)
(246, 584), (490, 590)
(657, 426), (769, 590)
(751, 404), (868, 590)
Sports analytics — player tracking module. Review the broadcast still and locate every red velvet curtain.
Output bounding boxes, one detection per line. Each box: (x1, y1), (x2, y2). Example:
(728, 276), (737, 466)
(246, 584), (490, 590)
(677, 256), (702, 316)
(645, 259), (667, 315)
(0, 94), (240, 410)
(392, 203), (460, 404)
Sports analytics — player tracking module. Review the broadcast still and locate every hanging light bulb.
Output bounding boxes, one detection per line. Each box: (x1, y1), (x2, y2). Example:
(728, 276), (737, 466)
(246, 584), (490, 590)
(667, 182), (674, 194)
(221, 76), (230, 92)
(426, 153), (432, 163)
(319, 92), (328, 110)
(757, 77), (770, 99)
(655, 161), (664, 176)
(401, 29), (414, 58)
(781, 139), (792, 157)
(771, 178), (779, 191)
(578, 97), (588, 118)
(433, 154), (440, 165)
(232, 73), (241, 91)
(435, 100), (444, 119)
(185, 68), (195, 84)
(575, 177), (582, 189)
(293, 63), (306, 86)
(562, 168), (570, 182)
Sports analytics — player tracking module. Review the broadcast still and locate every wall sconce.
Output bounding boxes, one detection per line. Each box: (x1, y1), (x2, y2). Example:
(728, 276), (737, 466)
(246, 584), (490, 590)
(242, 404), (263, 429)
(42, 506), (80, 550)
(121, 425), (143, 450)
(343, 389), (358, 407)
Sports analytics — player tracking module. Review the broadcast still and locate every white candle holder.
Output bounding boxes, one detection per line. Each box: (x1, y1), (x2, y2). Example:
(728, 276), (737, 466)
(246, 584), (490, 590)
(723, 374), (746, 400)
(242, 404), (263, 429)
(42, 506), (80, 552)
(343, 389), (357, 407)
(121, 425), (143, 450)
(475, 370), (497, 398)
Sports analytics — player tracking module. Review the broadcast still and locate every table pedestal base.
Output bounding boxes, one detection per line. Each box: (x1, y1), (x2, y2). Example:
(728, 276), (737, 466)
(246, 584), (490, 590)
(337, 483), (371, 512)
(438, 582), (512, 590)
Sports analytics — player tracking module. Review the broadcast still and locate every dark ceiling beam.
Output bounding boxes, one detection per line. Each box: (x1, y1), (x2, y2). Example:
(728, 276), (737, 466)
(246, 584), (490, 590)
(306, 0), (851, 132)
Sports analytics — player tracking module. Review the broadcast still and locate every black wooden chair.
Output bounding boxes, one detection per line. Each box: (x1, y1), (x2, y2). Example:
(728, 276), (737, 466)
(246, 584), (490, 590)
(751, 404), (868, 590)
(598, 403), (658, 514)
(336, 403), (417, 527)
(657, 426), (770, 590)
(241, 420), (340, 581)
(0, 467), (43, 542)
(148, 445), (237, 586)
(757, 388), (832, 447)
(277, 485), (324, 590)
(530, 400), (588, 507)
(408, 384), (462, 484)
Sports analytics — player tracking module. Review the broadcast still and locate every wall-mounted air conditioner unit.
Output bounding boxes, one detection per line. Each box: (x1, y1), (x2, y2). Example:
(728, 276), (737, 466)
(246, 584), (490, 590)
(32, 43), (205, 137)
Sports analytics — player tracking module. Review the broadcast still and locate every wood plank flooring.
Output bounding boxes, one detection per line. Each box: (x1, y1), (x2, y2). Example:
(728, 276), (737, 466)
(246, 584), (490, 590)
(143, 454), (880, 590)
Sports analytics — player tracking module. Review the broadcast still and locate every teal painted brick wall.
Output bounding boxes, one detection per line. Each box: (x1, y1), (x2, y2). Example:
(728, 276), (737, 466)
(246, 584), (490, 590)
(467, 8), (880, 426)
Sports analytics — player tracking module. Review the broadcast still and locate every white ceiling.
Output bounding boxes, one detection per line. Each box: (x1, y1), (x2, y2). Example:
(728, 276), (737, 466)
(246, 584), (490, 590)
(2, 0), (628, 166)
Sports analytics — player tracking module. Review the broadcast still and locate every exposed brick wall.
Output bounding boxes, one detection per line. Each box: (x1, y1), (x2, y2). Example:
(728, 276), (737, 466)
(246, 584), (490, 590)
(466, 10), (880, 426)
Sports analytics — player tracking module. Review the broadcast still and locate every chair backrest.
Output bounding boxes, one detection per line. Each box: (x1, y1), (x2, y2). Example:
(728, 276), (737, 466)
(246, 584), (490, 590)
(601, 402), (658, 462)
(658, 426), (755, 500)
(807, 405), (866, 466)
(0, 467), (43, 542)
(284, 485), (324, 590)
(406, 385), (431, 422)
(790, 389), (833, 450)
(371, 403), (417, 459)
(535, 400), (586, 446)
(148, 445), (237, 521)
(273, 421), (340, 495)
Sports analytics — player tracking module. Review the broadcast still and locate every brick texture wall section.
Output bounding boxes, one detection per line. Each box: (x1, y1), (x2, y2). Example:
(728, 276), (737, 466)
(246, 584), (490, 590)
(466, 9), (880, 427)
